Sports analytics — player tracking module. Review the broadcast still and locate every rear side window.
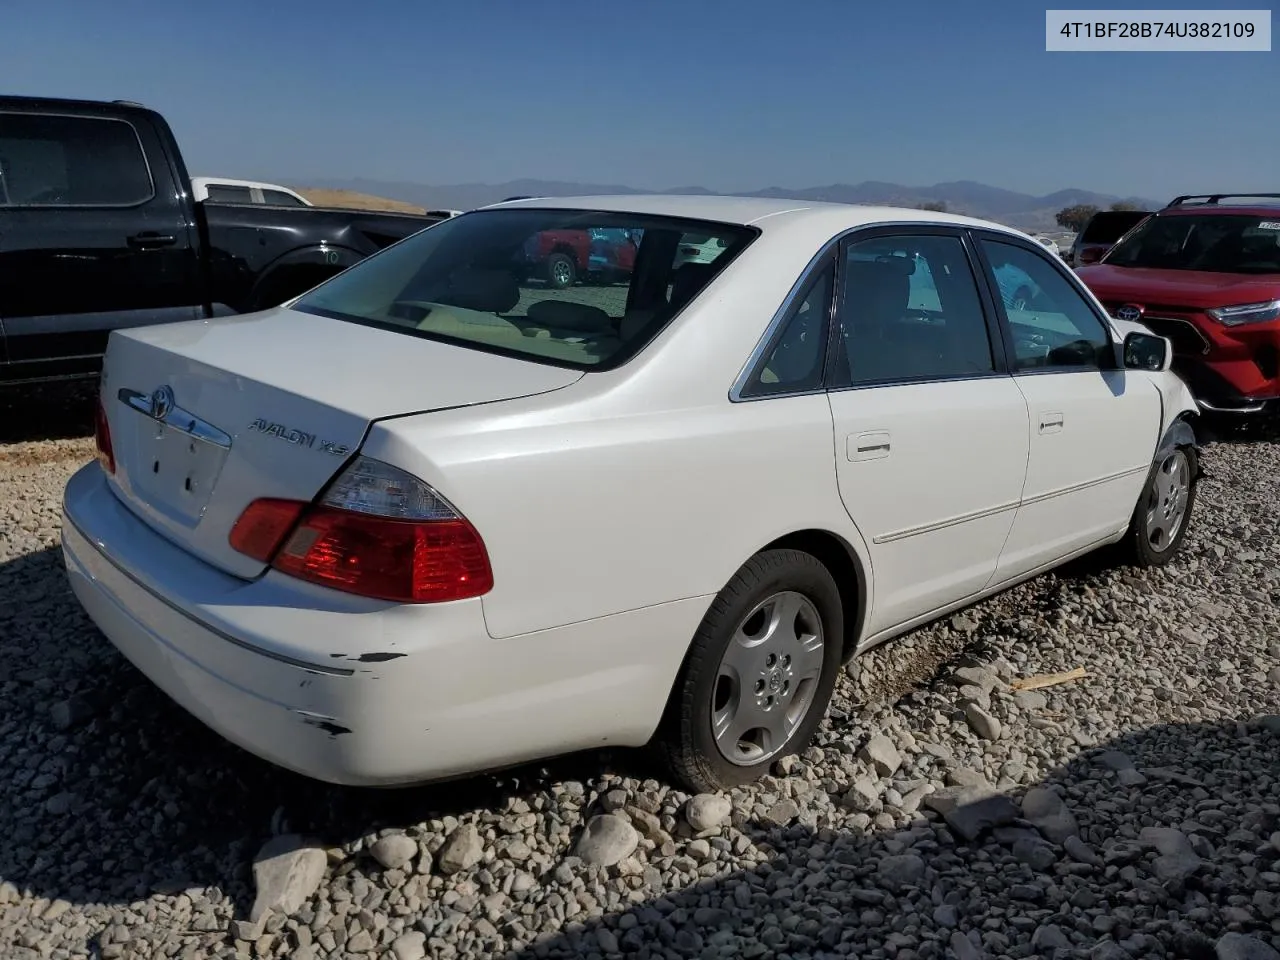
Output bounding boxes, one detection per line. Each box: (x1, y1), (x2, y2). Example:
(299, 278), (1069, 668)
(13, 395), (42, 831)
(0, 113), (153, 206)
(293, 208), (757, 370)
(833, 234), (995, 387)
(205, 183), (254, 203)
(262, 188), (306, 206)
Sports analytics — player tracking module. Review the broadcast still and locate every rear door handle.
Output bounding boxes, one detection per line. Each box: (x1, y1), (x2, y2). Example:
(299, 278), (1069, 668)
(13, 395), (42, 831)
(128, 232), (177, 249)
(848, 431), (891, 461)
(1038, 412), (1064, 434)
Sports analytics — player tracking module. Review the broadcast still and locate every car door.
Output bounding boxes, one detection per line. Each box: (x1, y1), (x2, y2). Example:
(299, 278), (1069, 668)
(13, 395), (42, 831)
(0, 107), (201, 378)
(825, 228), (1031, 640)
(973, 231), (1163, 583)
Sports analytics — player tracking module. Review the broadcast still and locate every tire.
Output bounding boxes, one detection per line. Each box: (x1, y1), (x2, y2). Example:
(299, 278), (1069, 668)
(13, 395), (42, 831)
(655, 549), (844, 792)
(544, 252), (576, 289)
(1117, 443), (1198, 567)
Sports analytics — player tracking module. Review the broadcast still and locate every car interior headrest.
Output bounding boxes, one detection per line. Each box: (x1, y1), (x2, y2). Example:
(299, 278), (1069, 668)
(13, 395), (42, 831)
(442, 267), (521, 313)
(525, 299), (613, 333)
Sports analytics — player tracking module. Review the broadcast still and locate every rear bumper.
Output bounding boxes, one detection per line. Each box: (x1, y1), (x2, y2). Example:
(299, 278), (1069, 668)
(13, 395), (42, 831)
(61, 463), (705, 786)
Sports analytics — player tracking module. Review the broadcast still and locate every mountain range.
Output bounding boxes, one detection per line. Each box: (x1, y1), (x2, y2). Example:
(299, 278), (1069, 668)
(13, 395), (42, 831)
(301, 177), (1162, 232)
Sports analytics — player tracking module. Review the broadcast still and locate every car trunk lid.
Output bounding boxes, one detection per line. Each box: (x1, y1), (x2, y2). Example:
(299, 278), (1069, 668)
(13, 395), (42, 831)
(99, 307), (582, 579)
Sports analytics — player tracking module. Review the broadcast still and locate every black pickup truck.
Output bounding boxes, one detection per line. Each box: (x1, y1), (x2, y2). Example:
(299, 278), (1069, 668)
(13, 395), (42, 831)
(0, 95), (444, 385)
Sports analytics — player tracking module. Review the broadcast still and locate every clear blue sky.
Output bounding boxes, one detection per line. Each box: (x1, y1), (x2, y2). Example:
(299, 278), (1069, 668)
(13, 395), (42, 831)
(3, 0), (1276, 198)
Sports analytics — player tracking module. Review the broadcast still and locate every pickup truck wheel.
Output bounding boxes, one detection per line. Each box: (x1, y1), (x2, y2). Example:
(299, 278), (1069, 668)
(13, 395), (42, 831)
(655, 549), (842, 792)
(544, 253), (576, 289)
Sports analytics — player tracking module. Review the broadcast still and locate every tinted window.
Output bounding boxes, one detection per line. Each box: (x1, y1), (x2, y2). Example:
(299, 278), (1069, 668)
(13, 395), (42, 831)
(833, 234), (994, 387)
(1080, 210), (1150, 243)
(0, 113), (152, 206)
(293, 208), (756, 369)
(262, 188), (306, 206)
(1104, 213), (1280, 274)
(739, 262), (834, 398)
(982, 240), (1113, 370)
(205, 184), (254, 203)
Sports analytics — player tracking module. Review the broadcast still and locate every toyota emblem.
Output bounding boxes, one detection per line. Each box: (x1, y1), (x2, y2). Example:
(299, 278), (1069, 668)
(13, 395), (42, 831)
(149, 385), (175, 421)
(1115, 304), (1143, 322)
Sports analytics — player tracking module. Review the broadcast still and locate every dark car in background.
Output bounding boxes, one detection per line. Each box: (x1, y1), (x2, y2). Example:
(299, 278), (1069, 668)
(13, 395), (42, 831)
(1076, 194), (1280, 415)
(1067, 209), (1152, 267)
(0, 95), (444, 386)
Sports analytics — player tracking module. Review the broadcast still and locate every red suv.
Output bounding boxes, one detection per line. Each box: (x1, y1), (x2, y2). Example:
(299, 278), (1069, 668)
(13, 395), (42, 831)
(1076, 194), (1280, 415)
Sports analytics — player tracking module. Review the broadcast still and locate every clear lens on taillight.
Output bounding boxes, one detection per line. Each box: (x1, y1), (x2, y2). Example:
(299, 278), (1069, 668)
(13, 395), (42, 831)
(93, 397), (115, 474)
(320, 456), (460, 520)
(1207, 300), (1280, 326)
(228, 457), (493, 604)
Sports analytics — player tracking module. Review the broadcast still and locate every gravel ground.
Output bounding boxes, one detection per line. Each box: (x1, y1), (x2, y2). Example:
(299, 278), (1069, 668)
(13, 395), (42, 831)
(2, 388), (1279, 960)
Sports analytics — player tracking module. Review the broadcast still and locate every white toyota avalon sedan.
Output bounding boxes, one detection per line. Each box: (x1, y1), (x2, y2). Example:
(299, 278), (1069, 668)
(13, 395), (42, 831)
(62, 196), (1201, 792)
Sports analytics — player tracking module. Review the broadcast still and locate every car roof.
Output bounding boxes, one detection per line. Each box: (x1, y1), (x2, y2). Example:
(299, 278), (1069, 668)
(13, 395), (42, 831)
(484, 193), (1024, 235)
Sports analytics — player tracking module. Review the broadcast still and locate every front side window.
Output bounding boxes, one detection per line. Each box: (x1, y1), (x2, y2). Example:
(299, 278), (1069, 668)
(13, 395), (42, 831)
(833, 234), (995, 387)
(982, 239), (1113, 371)
(293, 208), (756, 369)
(0, 113), (153, 206)
(1104, 212), (1280, 274)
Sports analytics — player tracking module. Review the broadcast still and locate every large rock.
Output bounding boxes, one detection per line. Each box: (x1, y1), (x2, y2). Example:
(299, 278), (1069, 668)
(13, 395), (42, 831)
(247, 835), (327, 932)
(964, 704), (1002, 740)
(369, 833), (418, 871)
(1022, 787), (1079, 843)
(684, 794), (732, 831)
(437, 823), (484, 875)
(576, 815), (639, 867)
(858, 734), (903, 777)
(1140, 826), (1203, 881)
(1216, 933), (1280, 960)
(876, 853), (925, 892)
(949, 931), (986, 960)
(941, 793), (1020, 842)
(392, 931), (427, 960)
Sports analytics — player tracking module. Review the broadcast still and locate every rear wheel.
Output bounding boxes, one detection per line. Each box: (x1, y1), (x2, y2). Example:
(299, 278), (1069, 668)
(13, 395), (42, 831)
(1118, 444), (1198, 567)
(656, 550), (843, 792)
(544, 252), (576, 289)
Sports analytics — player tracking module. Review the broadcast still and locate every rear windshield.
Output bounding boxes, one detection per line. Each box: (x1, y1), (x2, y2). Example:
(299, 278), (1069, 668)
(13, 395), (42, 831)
(1103, 213), (1280, 274)
(293, 208), (757, 369)
(1080, 210), (1150, 243)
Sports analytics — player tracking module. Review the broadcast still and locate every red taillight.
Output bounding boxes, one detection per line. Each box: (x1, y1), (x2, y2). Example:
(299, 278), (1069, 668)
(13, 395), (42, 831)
(273, 508), (492, 603)
(93, 398), (115, 474)
(228, 456), (493, 604)
(228, 498), (308, 562)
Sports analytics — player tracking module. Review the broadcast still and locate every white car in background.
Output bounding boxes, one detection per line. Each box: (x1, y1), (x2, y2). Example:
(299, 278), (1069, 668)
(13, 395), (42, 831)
(1032, 235), (1062, 256)
(190, 176), (312, 207)
(64, 196), (1200, 792)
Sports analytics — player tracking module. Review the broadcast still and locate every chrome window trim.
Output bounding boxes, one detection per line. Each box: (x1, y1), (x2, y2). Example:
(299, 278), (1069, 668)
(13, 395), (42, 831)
(729, 219), (1029, 403)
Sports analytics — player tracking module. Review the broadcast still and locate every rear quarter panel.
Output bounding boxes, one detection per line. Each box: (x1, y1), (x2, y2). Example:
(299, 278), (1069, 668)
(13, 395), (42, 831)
(363, 387), (859, 640)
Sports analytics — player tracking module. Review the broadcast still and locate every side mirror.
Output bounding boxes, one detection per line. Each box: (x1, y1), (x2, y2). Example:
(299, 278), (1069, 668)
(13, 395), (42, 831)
(1078, 247), (1104, 265)
(1123, 331), (1171, 371)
